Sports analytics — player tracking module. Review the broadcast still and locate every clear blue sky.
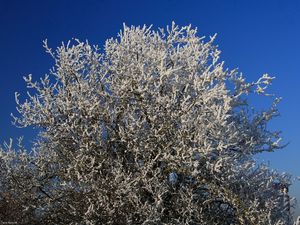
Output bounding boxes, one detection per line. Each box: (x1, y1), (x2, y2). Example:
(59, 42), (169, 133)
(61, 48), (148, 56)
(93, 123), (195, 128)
(0, 0), (299, 217)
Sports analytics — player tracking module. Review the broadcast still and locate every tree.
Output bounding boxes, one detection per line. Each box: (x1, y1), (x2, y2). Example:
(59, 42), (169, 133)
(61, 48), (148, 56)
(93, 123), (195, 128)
(0, 22), (296, 225)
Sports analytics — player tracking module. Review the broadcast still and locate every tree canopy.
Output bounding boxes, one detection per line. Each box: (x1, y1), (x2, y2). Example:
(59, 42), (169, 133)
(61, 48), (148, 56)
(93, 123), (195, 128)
(0, 23), (295, 225)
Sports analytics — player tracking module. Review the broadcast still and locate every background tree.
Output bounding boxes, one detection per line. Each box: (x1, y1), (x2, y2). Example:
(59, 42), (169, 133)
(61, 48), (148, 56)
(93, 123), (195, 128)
(0, 23), (296, 224)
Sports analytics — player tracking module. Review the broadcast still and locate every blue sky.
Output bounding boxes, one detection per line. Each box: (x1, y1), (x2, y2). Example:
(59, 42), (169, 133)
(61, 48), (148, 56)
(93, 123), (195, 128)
(0, 0), (299, 217)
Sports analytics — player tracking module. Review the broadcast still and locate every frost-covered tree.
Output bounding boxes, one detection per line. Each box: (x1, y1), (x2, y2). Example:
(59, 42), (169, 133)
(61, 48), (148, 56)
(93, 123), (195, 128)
(0, 23), (296, 225)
